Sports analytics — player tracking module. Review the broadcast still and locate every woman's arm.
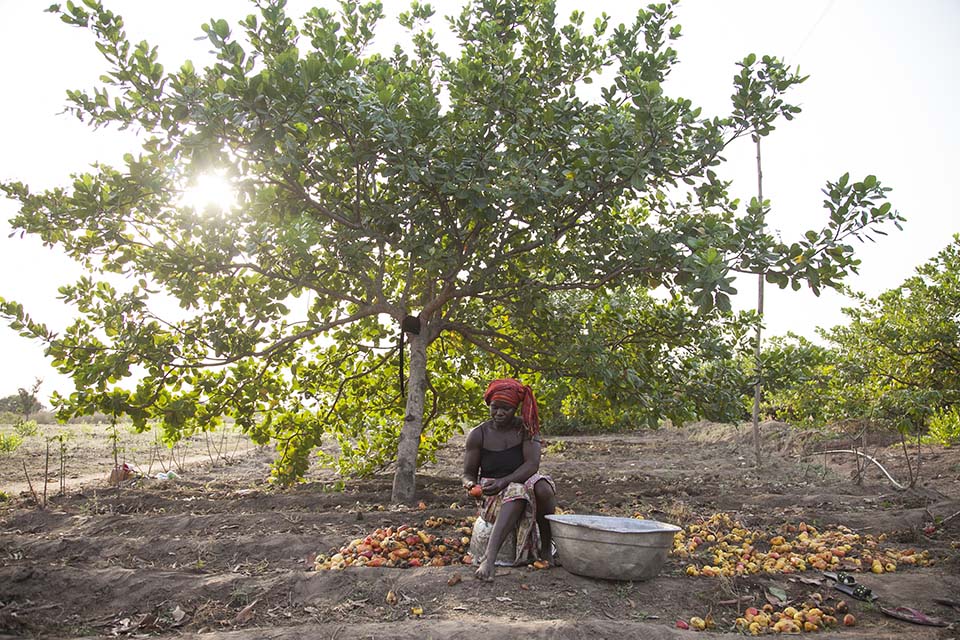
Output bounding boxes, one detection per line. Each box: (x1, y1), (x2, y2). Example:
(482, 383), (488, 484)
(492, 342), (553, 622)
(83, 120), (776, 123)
(462, 426), (483, 489)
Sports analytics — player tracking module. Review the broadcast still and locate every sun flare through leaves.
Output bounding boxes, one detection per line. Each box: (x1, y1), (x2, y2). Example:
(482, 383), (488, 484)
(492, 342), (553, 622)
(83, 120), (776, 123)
(178, 171), (236, 214)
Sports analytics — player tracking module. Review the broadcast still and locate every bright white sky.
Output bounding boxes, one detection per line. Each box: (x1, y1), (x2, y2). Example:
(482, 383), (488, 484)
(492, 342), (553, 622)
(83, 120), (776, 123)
(1, 0), (958, 402)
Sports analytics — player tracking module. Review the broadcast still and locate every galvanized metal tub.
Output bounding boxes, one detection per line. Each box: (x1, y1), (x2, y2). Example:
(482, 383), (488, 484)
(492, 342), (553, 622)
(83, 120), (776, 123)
(545, 514), (681, 581)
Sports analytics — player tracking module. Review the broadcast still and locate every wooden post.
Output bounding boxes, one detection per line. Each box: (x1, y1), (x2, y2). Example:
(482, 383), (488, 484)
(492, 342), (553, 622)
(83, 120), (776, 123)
(751, 135), (765, 470)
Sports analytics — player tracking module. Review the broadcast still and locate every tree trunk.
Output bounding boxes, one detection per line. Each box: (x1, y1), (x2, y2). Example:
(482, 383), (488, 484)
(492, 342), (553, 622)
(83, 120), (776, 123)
(391, 331), (429, 503)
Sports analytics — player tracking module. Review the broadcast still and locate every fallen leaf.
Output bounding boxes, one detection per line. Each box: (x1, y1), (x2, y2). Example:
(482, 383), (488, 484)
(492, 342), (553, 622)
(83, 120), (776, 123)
(766, 586), (788, 605)
(411, 606), (423, 616)
(135, 612), (159, 630)
(417, 501), (427, 510)
(171, 605), (188, 625)
(386, 590), (398, 606)
(447, 574), (462, 586)
(519, 583), (530, 590)
(233, 599), (259, 626)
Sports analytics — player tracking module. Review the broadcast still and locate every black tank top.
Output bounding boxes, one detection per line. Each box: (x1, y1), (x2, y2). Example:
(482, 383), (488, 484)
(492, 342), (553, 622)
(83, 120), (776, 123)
(479, 423), (525, 478)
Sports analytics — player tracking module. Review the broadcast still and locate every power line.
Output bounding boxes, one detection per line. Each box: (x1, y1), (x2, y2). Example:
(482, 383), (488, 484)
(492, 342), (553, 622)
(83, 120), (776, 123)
(792, 0), (836, 59)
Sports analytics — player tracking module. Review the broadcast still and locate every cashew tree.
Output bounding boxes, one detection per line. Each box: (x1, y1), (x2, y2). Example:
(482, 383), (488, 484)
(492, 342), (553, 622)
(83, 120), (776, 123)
(0, 0), (902, 501)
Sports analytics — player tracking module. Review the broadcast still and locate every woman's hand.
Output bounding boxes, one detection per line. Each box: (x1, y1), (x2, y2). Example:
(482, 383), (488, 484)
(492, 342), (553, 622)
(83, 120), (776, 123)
(481, 477), (507, 495)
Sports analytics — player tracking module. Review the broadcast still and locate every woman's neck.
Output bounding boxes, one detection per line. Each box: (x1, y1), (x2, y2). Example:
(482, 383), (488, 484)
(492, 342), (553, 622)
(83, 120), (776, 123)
(488, 416), (520, 432)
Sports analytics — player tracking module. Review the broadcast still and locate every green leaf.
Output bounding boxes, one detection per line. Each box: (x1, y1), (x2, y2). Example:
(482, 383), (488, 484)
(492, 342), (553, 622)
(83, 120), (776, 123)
(766, 586), (788, 605)
(213, 19), (230, 39)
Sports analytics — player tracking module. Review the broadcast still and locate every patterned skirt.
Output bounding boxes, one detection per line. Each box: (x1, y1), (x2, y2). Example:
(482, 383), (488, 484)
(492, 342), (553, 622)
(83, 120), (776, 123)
(469, 472), (555, 566)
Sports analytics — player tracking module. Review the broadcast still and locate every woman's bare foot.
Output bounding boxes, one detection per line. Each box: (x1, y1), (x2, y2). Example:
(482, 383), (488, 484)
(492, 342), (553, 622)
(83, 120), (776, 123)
(474, 557), (496, 581)
(540, 541), (560, 567)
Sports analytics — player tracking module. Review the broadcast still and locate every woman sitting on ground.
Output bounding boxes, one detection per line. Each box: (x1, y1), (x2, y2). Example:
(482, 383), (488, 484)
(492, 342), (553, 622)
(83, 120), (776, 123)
(462, 378), (557, 581)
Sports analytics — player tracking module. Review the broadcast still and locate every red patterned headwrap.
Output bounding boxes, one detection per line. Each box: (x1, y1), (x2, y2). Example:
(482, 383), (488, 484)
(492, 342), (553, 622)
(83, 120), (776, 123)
(483, 378), (540, 437)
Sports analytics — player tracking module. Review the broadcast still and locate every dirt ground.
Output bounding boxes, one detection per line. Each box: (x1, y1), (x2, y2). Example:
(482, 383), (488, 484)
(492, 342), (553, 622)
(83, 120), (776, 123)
(1, 420), (958, 639)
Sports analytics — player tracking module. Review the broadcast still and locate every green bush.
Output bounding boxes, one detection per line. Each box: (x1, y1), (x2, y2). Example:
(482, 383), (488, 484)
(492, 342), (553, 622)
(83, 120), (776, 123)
(927, 406), (960, 446)
(0, 432), (23, 453)
(14, 419), (39, 437)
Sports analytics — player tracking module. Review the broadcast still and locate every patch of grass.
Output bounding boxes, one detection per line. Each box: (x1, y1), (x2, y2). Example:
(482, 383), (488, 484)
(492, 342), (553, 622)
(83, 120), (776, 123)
(614, 581), (635, 599)
(664, 499), (694, 524)
(545, 439), (568, 455)
(228, 586), (256, 607)
(322, 479), (347, 493)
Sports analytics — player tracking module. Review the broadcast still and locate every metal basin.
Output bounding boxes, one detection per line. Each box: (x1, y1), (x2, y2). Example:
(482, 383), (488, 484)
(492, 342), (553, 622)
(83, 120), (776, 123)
(545, 514), (680, 581)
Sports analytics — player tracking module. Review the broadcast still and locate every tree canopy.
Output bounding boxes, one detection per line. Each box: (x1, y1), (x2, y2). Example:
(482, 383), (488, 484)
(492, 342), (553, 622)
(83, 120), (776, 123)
(753, 236), (959, 441)
(823, 235), (960, 431)
(1, 0), (902, 501)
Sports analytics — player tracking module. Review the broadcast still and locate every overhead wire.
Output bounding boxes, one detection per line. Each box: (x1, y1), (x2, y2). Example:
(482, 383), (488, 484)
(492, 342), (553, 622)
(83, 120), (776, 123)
(791, 0), (836, 59)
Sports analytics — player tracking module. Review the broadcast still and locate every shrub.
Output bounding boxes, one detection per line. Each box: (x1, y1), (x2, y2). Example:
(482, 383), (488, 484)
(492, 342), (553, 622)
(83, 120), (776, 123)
(0, 432), (23, 453)
(543, 415), (637, 436)
(544, 439), (568, 455)
(14, 419), (39, 437)
(927, 406), (960, 447)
